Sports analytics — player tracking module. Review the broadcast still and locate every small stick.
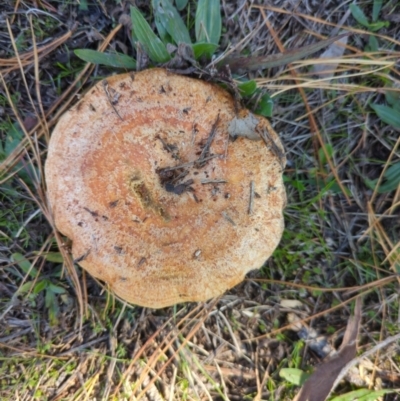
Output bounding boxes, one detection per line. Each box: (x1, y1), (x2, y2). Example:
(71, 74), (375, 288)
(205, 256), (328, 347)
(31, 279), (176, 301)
(200, 179), (227, 184)
(248, 181), (255, 215)
(102, 80), (123, 121)
(197, 113), (220, 165)
(74, 248), (91, 264)
(222, 211), (236, 226)
(257, 127), (285, 169)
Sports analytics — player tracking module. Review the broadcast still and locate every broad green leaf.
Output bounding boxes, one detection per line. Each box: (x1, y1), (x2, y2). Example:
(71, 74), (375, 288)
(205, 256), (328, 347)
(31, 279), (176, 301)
(350, 4), (370, 27)
(195, 0), (221, 45)
(11, 252), (38, 278)
(279, 368), (311, 386)
(330, 388), (395, 401)
(175, 0), (188, 11)
(370, 103), (400, 129)
(130, 6), (170, 63)
(255, 93), (273, 118)
(372, 0), (383, 22)
(74, 49), (136, 69)
(222, 33), (349, 72)
(153, 0), (191, 45)
(192, 42), (218, 59)
(237, 80), (257, 96)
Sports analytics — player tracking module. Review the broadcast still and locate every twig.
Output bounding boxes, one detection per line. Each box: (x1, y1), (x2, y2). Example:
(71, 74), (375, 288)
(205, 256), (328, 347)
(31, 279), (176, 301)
(248, 181), (255, 214)
(102, 79), (123, 121)
(196, 114), (220, 165)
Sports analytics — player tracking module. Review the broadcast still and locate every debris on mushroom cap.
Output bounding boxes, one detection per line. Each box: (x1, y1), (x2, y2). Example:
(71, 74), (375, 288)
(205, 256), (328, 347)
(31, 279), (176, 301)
(45, 68), (286, 309)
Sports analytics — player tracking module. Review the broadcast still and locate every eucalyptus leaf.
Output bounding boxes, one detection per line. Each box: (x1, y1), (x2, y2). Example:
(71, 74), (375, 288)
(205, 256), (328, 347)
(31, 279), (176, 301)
(74, 49), (136, 69)
(195, 0), (221, 45)
(153, 0), (191, 45)
(370, 103), (400, 129)
(130, 6), (170, 63)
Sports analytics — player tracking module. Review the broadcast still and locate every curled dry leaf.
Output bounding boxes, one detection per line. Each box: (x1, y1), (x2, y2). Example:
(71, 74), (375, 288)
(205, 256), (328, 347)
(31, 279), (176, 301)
(293, 298), (362, 401)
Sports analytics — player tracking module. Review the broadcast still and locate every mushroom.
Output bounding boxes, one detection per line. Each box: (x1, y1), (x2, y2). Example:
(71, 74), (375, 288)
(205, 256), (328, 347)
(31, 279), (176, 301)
(45, 68), (286, 308)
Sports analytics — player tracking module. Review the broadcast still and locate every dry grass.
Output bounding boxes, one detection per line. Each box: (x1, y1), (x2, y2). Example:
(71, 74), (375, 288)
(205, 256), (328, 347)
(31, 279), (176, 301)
(1, 1), (399, 400)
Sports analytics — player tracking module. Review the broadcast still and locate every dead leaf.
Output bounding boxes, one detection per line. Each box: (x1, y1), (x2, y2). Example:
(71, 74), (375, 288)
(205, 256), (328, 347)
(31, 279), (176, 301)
(220, 33), (350, 73)
(293, 298), (362, 401)
(313, 35), (348, 80)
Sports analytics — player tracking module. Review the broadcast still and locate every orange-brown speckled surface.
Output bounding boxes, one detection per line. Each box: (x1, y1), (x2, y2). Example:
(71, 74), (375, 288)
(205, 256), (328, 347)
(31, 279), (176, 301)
(45, 68), (286, 308)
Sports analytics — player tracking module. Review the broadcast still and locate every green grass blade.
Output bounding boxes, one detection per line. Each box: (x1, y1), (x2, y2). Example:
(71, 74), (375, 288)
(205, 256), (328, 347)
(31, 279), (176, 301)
(330, 388), (395, 401)
(130, 6), (171, 63)
(195, 0), (221, 45)
(222, 33), (349, 73)
(370, 103), (400, 129)
(349, 4), (370, 27)
(153, 0), (191, 44)
(74, 49), (136, 69)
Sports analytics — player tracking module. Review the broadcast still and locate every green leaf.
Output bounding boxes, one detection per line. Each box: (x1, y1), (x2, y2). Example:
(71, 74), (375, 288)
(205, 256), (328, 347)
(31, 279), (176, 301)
(153, 0), (191, 45)
(237, 80), (257, 96)
(370, 103), (400, 129)
(195, 0), (221, 45)
(74, 49), (136, 69)
(384, 90), (400, 108)
(175, 0), (188, 11)
(11, 252), (38, 278)
(130, 6), (171, 63)
(222, 33), (349, 73)
(42, 252), (64, 263)
(365, 163), (400, 193)
(48, 283), (66, 294)
(279, 368), (311, 386)
(192, 42), (218, 59)
(367, 35), (379, 52)
(255, 93), (273, 118)
(318, 143), (334, 165)
(368, 20), (390, 31)
(350, 4), (370, 27)
(33, 279), (48, 294)
(330, 388), (395, 401)
(4, 123), (23, 156)
(372, 0), (383, 22)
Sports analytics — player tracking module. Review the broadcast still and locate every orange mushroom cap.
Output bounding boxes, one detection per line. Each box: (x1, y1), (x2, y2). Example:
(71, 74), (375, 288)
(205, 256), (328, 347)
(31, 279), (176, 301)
(45, 68), (286, 308)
